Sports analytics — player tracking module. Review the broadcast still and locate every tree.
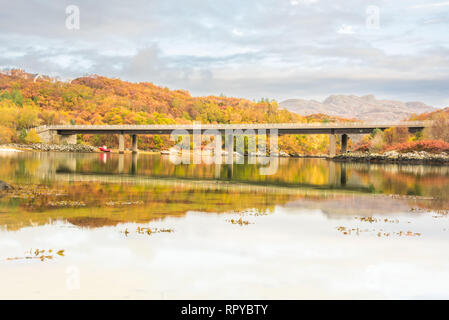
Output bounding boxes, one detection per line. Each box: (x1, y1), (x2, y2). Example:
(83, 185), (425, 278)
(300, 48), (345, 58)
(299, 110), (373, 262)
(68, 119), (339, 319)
(424, 113), (449, 143)
(369, 131), (385, 153)
(152, 135), (163, 149)
(16, 105), (40, 130)
(19, 128), (27, 142)
(11, 89), (24, 106)
(0, 125), (14, 143)
(383, 127), (409, 145)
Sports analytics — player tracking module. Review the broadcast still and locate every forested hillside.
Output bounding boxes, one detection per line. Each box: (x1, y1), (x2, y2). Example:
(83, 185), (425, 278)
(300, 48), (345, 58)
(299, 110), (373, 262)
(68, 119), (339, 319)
(0, 69), (349, 154)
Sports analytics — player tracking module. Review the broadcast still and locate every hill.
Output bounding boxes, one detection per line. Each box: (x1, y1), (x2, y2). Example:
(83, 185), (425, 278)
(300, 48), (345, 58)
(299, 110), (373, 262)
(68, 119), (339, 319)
(280, 94), (436, 121)
(0, 69), (347, 154)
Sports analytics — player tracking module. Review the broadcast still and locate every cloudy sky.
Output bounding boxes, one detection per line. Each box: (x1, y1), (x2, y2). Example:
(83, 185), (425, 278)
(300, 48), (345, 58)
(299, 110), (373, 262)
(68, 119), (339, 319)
(0, 0), (448, 106)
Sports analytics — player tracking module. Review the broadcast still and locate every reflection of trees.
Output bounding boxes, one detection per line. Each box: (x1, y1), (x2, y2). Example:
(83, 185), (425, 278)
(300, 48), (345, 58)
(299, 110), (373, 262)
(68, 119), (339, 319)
(0, 181), (293, 230)
(347, 163), (449, 201)
(5, 153), (449, 200)
(2, 153), (449, 231)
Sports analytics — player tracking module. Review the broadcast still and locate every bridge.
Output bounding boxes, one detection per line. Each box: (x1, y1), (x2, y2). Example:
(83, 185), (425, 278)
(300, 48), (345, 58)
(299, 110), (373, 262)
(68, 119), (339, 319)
(34, 121), (431, 156)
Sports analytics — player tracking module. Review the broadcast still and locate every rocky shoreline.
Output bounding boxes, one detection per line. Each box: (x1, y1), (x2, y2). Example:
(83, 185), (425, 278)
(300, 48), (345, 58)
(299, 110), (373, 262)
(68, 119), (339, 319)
(0, 143), (96, 153)
(333, 151), (449, 165)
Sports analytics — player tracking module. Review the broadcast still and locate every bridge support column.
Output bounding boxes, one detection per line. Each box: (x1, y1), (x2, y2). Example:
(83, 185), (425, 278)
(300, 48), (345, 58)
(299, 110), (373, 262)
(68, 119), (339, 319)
(225, 133), (233, 164)
(132, 134), (138, 154)
(341, 134), (348, 153)
(329, 134), (336, 157)
(118, 133), (125, 154)
(37, 129), (58, 144)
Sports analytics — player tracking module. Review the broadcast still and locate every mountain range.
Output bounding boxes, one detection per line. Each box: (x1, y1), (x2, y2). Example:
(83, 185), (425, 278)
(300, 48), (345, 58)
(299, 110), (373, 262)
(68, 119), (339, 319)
(279, 94), (436, 121)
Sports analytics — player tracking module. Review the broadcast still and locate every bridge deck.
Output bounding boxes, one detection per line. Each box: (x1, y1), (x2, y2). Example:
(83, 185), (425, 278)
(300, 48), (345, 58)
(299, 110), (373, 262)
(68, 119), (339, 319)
(35, 121), (430, 135)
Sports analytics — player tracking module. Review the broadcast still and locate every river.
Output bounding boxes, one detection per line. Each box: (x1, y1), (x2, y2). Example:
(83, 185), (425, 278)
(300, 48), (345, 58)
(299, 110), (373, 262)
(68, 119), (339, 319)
(0, 151), (449, 299)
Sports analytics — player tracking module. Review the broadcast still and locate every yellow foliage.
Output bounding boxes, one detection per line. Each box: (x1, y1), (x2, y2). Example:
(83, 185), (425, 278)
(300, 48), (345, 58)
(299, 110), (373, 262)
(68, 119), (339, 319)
(24, 129), (41, 144)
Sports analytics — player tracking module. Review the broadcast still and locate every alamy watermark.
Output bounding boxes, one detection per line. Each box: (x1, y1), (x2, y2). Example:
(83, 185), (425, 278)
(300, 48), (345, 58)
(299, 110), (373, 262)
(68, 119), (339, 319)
(66, 5), (80, 30)
(366, 5), (380, 30)
(168, 122), (279, 175)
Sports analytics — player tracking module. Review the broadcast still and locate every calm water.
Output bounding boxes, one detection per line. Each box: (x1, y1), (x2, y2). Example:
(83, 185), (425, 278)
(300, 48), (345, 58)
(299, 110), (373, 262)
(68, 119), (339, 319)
(1, 151), (449, 299)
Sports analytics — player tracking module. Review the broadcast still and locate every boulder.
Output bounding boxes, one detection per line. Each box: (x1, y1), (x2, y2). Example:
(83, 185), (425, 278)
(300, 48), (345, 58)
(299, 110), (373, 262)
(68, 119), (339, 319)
(0, 181), (13, 191)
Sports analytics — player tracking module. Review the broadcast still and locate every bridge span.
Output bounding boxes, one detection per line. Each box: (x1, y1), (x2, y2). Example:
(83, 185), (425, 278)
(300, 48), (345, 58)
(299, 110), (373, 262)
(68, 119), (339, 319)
(34, 121), (431, 156)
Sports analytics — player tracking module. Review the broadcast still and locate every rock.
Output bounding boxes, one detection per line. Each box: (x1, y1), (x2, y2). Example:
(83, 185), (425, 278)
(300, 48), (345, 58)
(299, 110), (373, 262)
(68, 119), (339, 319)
(0, 181), (13, 191)
(384, 151), (399, 158)
(333, 150), (449, 164)
(1, 143), (96, 153)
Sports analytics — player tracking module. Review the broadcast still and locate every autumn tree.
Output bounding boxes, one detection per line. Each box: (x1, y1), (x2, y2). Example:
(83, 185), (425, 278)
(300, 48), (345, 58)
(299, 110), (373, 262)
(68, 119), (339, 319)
(424, 113), (449, 143)
(383, 127), (410, 145)
(0, 126), (14, 143)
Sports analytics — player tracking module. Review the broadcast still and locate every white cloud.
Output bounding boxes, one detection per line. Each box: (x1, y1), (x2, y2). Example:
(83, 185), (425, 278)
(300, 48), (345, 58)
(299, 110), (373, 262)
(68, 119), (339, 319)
(290, 0), (318, 5)
(410, 1), (449, 9)
(232, 28), (244, 37)
(0, 0), (447, 106)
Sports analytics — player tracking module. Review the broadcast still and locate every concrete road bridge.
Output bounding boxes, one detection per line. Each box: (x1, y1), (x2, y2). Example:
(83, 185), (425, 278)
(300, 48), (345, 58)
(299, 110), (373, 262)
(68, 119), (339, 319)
(34, 121), (431, 156)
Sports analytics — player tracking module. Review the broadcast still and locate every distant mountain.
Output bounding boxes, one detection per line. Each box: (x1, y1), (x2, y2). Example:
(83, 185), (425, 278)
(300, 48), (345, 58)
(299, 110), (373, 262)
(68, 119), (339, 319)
(279, 94), (436, 121)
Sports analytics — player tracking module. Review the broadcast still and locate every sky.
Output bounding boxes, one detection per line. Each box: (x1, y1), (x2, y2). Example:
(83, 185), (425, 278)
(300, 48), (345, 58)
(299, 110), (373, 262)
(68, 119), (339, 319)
(0, 0), (448, 107)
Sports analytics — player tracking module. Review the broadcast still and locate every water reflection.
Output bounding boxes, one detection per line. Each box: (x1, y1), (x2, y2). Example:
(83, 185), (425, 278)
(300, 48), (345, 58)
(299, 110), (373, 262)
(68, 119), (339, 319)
(1, 152), (449, 299)
(0, 151), (448, 231)
(2, 152), (449, 198)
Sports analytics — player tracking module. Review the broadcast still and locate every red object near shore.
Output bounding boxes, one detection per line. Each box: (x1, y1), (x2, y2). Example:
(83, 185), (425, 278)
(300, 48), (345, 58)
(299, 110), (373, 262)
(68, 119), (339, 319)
(99, 146), (111, 153)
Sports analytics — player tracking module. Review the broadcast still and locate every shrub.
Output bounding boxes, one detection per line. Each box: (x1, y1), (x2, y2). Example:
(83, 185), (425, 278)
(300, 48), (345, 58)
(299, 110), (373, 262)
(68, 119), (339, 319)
(384, 140), (449, 154)
(19, 128), (27, 142)
(423, 113), (449, 142)
(353, 141), (370, 152)
(369, 132), (385, 153)
(24, 129), (41, 144)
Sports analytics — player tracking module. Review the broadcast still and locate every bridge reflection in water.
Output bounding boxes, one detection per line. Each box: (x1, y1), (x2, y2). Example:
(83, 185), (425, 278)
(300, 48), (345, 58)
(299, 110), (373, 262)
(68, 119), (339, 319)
(2, 151), (449, 231)
(3, 151), (448, 199)
(51, 153), (364, 193)
(29, 152), (446, 200)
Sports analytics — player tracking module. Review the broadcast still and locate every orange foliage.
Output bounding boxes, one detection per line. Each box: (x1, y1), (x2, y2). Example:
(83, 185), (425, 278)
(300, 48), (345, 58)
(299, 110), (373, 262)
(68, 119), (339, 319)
(0, 69), (351, 153)
(384, 140), (449, 153)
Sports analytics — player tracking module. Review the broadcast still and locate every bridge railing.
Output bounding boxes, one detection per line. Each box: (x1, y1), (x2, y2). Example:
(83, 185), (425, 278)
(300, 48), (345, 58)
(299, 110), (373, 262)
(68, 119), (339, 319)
(36, 120), (432, 131)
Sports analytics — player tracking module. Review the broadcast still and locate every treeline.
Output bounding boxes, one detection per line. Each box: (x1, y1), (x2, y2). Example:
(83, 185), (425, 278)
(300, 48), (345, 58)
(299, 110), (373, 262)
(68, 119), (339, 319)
(0, 69), (348, 154)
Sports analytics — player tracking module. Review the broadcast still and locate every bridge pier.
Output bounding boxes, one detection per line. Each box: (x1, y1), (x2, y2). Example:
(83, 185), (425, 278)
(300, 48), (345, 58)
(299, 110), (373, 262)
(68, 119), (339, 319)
(341, 134), (348, 153)
(118, 133), (125, 154)
(132, 134), (138, 154)
(329, 134), (336, 157)
(38, 130), (77, 144)
(225, 133), (233, 164)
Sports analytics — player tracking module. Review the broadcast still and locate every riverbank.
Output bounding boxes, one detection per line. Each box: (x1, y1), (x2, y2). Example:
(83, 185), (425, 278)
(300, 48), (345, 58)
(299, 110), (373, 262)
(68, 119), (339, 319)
(0, 143), (96, 153)
(333, 151), (449, 165)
